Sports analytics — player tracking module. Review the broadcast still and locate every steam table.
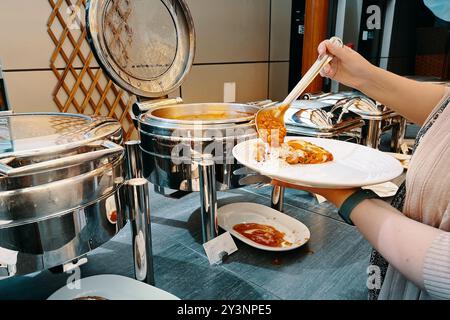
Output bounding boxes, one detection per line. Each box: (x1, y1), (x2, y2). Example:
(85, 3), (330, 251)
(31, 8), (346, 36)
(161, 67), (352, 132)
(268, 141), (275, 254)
(0, 185), (372, 300)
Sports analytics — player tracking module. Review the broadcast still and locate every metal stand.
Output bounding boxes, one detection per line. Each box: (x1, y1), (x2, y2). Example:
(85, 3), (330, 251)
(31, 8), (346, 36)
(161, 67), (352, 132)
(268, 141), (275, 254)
(124, 141), (155, 285)
(127, 178), (155, 285)
(125, 140), (143, 179)
(361, 113), (407, 153)
(391, 116), (407, 153)
(271, 185), (285, 212)
(197, 154), (218, 243)
(365, 119), (382, 150)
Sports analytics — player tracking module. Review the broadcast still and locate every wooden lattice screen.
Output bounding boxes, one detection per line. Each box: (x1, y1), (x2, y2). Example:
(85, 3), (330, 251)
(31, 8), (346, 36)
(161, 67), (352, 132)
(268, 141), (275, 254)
(47, 0), (136, 140)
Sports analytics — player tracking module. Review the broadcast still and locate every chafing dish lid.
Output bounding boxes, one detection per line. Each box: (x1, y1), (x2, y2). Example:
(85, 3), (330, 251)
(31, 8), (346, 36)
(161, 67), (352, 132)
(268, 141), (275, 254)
(285, 100), (362, 131)
(347, 97), (390, 117)
(0, 113), (121, 158)
(86, 0), (195, 98)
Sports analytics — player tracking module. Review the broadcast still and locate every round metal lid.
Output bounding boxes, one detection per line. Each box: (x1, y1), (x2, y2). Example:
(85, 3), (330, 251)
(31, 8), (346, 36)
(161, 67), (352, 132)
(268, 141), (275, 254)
(86, 0), (195, 98)
(0, 113), (121, 158)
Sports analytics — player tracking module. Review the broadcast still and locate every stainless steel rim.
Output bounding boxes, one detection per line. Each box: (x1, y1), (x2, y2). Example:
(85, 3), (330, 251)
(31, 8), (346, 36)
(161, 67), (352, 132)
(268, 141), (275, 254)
(142, 103), (258, 125)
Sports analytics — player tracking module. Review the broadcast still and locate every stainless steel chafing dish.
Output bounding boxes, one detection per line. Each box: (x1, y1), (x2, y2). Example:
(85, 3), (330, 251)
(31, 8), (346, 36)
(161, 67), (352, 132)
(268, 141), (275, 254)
(284, 99), (364, 142)
(0, 113), (125, 276)
(86, 0), (261, 243)
(138, 103), (259, 192)
(301, 92), (407, 152)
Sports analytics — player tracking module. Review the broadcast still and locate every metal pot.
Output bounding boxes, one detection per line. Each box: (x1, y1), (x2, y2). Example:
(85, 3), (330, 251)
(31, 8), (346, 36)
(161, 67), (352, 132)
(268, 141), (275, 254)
(85, 0), (262, 243)
(138, 103), (259, 192)
(0, 113), (126, 276)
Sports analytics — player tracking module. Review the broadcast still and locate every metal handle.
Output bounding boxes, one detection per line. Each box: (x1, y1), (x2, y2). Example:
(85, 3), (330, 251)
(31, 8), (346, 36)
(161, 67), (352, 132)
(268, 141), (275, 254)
(131, 97), (183, 121)
(302, 92), (333, 100)
(283, 37), (343, 106)
(0, 140), (123, 177)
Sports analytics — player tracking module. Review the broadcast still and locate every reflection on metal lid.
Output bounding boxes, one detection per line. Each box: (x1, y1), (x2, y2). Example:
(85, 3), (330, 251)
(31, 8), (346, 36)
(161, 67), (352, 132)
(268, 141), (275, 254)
(347, 97), (387, 116)
(288, 108), (334, 130)
(86, 0), (195, 98)
(286, 98), (362, 131)
(0, 113), (119, 158)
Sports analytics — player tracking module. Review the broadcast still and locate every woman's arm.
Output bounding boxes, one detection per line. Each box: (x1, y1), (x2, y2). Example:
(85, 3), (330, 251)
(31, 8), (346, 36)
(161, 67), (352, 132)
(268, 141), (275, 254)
(319, 40), (446, 125)
(350, 198), (441, 287)
(272, 181), (445, 290)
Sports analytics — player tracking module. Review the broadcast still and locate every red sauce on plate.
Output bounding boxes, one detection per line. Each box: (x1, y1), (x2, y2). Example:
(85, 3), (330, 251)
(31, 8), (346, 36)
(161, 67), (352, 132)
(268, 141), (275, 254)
(233, 223), (292, 248)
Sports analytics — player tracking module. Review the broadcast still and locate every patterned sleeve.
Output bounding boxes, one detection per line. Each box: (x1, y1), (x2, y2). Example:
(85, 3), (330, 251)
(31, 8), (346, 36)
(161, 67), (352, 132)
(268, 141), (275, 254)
(423, 231), (450, 300)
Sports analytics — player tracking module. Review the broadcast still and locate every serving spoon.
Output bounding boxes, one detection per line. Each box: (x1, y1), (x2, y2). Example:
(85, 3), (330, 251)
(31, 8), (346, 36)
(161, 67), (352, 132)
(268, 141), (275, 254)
(256, 36), (344, 146)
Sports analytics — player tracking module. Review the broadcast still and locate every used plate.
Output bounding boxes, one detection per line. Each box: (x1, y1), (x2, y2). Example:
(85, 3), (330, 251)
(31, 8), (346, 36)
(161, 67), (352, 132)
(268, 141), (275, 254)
(233, 137), (403, 189)
(218, 202), (310, 252)
(47, 275), (180, 300)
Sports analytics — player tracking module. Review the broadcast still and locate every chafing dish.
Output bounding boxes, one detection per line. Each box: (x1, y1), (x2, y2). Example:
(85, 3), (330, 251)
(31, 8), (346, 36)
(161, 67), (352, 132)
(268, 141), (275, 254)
(138, 103), (258, 191)
(301, 92), (407, 152)
(86, 0), (261, 243)
(284, 99), (364, 142)
(0, 113), (125, 276)
(138, 103), (259, 242)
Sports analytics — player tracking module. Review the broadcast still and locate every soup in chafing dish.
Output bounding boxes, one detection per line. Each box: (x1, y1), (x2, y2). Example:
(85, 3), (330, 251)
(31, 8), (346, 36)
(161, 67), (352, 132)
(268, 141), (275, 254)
(166, 111), (254, 121)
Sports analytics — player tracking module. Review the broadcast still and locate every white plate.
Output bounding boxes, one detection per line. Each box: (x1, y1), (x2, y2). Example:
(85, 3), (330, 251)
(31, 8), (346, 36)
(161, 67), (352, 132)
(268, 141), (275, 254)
(47, 275), (180, 300)
(233, 137), (403, 189)
(218, 202), (310, 252)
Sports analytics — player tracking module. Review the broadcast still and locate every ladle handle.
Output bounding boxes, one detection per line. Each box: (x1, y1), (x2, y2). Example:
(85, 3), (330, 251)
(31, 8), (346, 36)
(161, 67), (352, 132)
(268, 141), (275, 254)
(282, 37), (343, 107)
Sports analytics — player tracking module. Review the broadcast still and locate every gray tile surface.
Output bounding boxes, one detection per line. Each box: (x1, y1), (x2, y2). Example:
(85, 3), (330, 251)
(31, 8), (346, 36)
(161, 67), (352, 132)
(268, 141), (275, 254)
(0, 186), (372, 300)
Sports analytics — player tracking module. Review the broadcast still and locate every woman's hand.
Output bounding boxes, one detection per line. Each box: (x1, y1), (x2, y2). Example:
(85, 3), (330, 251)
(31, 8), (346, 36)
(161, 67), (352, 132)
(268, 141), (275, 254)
(272, 180), (358, 208)
(318, 39), (446, 125)
(318, 39), (375, 91)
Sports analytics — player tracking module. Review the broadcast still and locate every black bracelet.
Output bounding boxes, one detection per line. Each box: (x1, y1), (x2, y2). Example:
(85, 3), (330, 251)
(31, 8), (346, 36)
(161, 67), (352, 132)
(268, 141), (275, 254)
(338, 189), (379, 225)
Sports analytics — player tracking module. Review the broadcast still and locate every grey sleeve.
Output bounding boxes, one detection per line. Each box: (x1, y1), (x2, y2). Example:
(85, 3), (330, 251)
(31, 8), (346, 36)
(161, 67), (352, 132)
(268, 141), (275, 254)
(423, 232), (450, 300)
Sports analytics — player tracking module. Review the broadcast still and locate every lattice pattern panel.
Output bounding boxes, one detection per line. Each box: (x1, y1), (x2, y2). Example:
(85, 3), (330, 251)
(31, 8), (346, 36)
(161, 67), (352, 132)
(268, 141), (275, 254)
(47, 0), (136, 140)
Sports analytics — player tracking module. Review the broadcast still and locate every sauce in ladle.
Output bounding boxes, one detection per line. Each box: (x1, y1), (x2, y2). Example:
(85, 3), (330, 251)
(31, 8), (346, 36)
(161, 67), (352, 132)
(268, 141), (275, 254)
(256, 107), (288, 147)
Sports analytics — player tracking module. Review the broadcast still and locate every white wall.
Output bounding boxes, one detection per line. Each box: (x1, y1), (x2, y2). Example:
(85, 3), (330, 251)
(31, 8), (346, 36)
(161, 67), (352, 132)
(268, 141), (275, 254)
(0, 0), (292, 113)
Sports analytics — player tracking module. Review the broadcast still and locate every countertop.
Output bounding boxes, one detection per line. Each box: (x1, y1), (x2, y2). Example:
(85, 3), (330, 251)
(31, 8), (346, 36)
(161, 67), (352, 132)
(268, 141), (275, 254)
(0, 185), (372, 300)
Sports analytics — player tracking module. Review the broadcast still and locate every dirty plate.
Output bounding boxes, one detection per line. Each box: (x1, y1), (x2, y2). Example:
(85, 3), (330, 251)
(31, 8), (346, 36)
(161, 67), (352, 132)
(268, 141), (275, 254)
(218, 202), (310, 252)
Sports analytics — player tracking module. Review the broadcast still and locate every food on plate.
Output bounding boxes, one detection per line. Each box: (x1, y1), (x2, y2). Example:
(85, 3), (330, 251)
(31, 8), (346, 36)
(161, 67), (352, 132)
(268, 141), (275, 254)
(233, 223), (292, 247)
(256, 109), (287, 146)
(254, 139), (333, 165)
(284, 139), (334, 164)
